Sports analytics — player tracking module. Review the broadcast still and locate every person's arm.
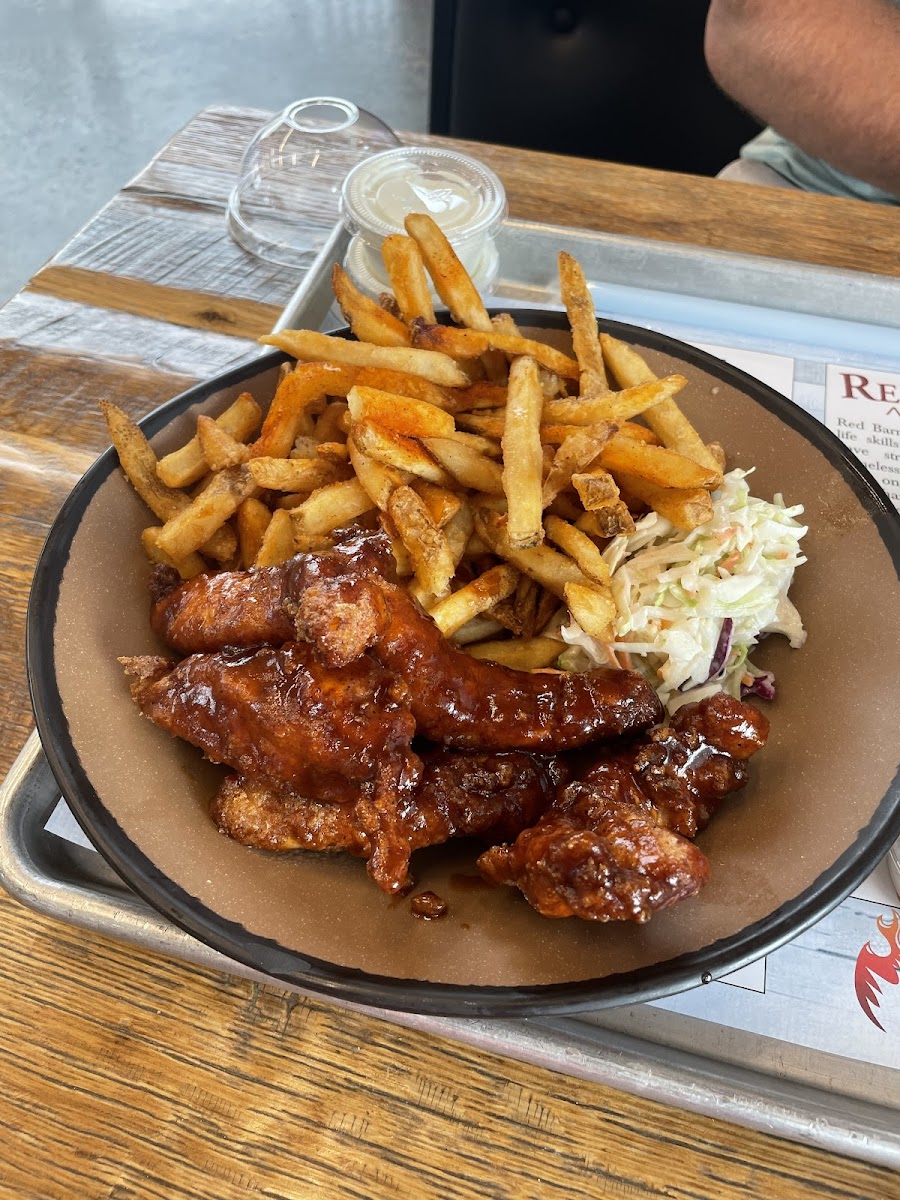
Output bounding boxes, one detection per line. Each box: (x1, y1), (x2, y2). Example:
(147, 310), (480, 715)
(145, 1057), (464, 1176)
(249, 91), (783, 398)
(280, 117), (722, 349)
(705, 0), (900, 195)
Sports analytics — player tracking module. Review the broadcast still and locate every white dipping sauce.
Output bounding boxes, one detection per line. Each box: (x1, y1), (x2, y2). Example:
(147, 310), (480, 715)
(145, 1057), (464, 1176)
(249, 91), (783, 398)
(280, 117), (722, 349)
(340, 146), (507, 296)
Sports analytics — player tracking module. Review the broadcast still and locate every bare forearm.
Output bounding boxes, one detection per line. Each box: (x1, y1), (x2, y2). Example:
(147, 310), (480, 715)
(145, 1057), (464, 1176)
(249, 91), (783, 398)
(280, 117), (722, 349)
(706, 0), (900, 194)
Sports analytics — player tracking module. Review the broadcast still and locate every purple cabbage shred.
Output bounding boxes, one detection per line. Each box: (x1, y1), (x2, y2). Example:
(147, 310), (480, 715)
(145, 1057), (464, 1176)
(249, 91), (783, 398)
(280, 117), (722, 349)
(704, 617), (734, 683)
(742, 670), (776, 701)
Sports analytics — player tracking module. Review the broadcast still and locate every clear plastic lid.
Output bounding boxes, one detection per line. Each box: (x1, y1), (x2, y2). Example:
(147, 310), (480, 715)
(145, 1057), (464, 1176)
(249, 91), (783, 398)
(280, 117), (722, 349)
(227, 98), (401, 268)
(340, 145), (508, 250)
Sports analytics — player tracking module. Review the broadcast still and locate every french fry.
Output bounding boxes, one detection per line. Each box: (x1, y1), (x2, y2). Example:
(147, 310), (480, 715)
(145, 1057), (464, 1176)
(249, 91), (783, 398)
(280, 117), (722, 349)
(513, 575), (541, 638)
(443, 499), (475, 567)
(314, 401), (350, 445)
(546, 491), (583, 522)
(381, 233), (436, 324)
(558, 250), (609, 394)
(707, 441), (727, 472)
(261, 329), (470, 388)
(574, 508), (634, 540)
(352, 418), (452, 485)
(388, 484), (455, 598)
(465, 636), (563, 669)
(600, 436), (721, 490)
(100, 401), (236, 562)
(475, 509), (587, 599)
(428, 563), (520, 636)
(490, 312), (519, 336)
(316, 441), (350, 464)
(456, 409), (606, 447)
(449, 381), (508, 412)
(140, 528), (206, 579)
(614, 471), (715, 532)
(407, 578), (438, 610)
(235, 497), (272, 568)
(598, 333), (656, 387)
(378, 511), (414, 577)
(600, 333), (721, 474)
(354, 367), (453, 411)
(102, 400), (191, 521)
(449, 614), (506, 645)
(262, 366), (450, 463)
(502, 356), (544, 549)
(542, 422), (617, 507)
(424, 436), (505, 495)
(564, 580), (617, 642)
(491, 572), (538, 637)
(599, 504), (636, 537)
(347, 385), (456, 439)
(450, 430), (502, 459)
(454, 410), (506, 438)
(538, 424), (590, 446)
(534, 586), (561, 634)
(618, 422), (661, 445)
(347, 432), (411, 510)
(544, 515), (612, 585)
(254, 508), (296, 567)
(543, 375), (687, 427)
(156, 392), (261, 488)
(539, 370), (566, 399)
(289, 477), (375, 539)
(291, 436), (319, 458)
(248, 456), (344, 492)
(570, 466), (636, 536)
(331, 263), (411, 347)
(410, 321), (581, 381)
(272, 492), (315, 510)
(155, 465), (258, 561)
(378, 291), (402, 319)
(413, 480), (462, 528)
(404, 212), (492, 332)
(571, 465), (621, 510)
(470, 491), (508, 514)
(253, 362), (356, 458)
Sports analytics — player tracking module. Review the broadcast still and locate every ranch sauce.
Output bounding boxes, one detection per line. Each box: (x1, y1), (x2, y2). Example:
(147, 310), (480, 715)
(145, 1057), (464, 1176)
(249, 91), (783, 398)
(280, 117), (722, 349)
(340, 146), (507, 297)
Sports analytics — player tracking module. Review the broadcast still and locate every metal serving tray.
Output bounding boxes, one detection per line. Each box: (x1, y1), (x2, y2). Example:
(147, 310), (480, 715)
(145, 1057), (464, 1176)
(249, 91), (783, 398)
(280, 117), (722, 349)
(4, 217), (899, 1168)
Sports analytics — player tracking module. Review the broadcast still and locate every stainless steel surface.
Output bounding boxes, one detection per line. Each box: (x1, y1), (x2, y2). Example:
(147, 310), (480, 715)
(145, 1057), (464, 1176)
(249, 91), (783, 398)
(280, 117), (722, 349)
(495, 219), (900, 330)
(5, 218), (900, 1167)
(272, 221), (351, 333)
(2, 731), (898, 1168)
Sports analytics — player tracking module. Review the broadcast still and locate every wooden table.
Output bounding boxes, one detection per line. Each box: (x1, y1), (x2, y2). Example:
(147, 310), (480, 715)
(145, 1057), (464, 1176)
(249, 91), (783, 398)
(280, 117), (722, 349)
(1, 106), (897, 1200)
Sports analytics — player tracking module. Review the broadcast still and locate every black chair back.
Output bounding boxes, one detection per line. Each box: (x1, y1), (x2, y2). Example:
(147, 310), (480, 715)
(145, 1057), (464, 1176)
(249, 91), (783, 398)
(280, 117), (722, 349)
(430, 0), (761, 175)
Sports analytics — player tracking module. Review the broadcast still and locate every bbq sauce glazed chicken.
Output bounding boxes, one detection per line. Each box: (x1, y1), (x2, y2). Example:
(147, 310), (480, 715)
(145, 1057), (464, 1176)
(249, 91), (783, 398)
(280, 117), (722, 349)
(478, 695), (769, 922)
(133, 529), (770, 920)
(121, 643), (421, 891)
(149, 530), (663, 754)
(210, 749), (569, 891)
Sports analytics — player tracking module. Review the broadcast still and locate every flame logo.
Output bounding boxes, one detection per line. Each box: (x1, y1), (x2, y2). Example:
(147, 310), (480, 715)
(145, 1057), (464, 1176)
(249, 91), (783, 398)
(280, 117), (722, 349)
(854, 910), (900, 1031)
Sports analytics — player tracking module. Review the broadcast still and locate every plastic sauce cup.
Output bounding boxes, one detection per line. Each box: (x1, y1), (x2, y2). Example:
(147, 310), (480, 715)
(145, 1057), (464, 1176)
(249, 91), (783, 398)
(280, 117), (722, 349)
(340, 146), (508, 297)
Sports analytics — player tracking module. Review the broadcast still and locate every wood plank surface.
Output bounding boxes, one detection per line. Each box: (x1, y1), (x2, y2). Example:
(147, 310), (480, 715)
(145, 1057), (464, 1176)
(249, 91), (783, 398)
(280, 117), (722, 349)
(1, 105), (897, 1200)
(407, 131), (900, 278)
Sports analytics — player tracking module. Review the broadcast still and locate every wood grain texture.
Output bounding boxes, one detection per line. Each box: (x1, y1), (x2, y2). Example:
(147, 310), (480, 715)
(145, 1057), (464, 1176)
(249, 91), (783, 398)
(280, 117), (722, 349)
(407, 131), (900, 278)
(0, 105), (898, 1200)
(26, 265), (283, 344)
(0, 887), (895, 1200)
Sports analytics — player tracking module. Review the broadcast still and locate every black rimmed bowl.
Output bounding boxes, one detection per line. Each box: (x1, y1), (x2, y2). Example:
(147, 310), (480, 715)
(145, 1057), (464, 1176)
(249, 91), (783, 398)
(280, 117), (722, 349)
(26, 312), (900, 1017)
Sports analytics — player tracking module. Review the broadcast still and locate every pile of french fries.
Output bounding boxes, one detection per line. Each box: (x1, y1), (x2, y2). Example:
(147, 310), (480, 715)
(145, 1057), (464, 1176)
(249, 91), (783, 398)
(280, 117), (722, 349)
(103, 214), (726, 670)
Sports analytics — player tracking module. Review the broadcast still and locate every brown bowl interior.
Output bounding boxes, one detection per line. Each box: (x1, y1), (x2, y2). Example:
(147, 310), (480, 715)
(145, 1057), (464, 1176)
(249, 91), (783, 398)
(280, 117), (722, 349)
(41, 323), (900, 1003)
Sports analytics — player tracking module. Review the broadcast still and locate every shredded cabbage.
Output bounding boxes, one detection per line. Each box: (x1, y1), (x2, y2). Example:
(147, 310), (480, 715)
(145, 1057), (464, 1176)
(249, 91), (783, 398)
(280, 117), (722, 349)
(560, 469), (807, 712)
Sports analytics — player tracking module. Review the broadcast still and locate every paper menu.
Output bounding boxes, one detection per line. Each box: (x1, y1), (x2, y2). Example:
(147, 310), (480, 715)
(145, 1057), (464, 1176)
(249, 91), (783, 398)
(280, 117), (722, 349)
(689, 342), (900, 512)
(824, 365), (900, 508)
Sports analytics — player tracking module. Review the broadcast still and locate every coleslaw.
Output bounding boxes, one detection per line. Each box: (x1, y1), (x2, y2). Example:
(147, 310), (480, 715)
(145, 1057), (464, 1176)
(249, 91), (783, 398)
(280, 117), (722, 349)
(560, 469), (808, 712)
